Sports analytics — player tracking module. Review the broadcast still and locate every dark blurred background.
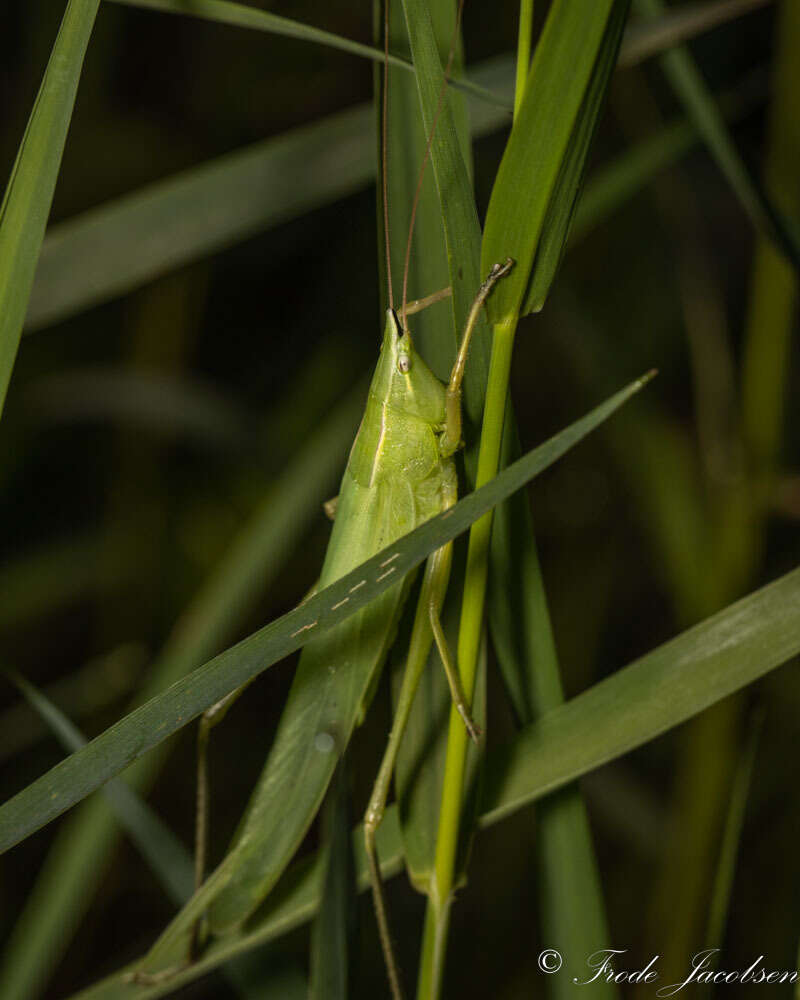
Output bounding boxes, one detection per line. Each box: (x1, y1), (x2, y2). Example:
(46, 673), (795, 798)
(1, 1), (798, 997)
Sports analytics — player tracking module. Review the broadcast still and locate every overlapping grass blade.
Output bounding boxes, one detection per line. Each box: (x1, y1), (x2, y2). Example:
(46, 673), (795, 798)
(480, 567), (800, 826)
(481, 0), (627, 324)
(522, 0), (630, 314)
(399, 0), (493, 448)
(380, 0), (474, 890)
(0, 0), (100, 416)
(67, 559), (800, 998)
(7, 672), (194, 904)
(0, 374), (649, 856)
(6, 675), (277, 999)
(0, 645), (143, 763)
(27, 60), (762, 334)
(0, 386), (362, 1000)
(487, 424), (615, 1000)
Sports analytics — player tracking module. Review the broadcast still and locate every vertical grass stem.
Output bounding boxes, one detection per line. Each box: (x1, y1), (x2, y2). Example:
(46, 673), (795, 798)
(417, 314), (517, 999)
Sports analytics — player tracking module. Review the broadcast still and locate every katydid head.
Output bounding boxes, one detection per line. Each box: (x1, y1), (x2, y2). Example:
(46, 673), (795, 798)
(370, 309), (447, 427)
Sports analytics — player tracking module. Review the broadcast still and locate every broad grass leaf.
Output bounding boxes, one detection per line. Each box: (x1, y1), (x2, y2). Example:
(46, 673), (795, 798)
(481, 0), (627, 325)
(67, 559), (800, 998)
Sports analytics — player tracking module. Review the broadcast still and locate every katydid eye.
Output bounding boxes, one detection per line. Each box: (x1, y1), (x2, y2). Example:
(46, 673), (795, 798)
(398, 353), (411, 373)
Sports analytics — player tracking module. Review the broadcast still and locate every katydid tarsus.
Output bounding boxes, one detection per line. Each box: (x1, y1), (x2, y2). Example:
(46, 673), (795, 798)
(131, 5), (511, 997)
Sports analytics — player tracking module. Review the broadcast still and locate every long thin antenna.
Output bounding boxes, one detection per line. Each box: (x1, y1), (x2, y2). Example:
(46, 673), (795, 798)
(382, 0), (394, 311)
(400, 0), (466, 330)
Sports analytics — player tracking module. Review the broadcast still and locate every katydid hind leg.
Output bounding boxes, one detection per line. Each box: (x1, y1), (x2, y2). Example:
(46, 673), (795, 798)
(363, 553), (444, 1000)
(426, 542), (481, 744)
(192, 681), (257, 958)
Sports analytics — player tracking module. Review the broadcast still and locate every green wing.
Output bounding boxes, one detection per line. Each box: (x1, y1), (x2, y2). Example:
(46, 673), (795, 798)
(138, 470), (416, 971)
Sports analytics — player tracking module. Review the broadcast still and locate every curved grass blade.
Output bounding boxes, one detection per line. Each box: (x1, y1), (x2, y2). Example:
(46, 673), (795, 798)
(0, 0), (100, 416)
(67, 559), (800, 998)
(0, 374), (650, 856)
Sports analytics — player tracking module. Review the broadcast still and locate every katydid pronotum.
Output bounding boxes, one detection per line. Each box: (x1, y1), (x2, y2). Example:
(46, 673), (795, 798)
(132, 8), (511, 1000)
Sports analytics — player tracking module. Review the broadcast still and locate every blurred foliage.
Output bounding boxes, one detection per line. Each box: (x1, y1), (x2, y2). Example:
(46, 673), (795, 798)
(0, 1), (798, 998)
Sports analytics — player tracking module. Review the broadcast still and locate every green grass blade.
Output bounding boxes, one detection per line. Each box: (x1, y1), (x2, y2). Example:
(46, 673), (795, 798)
(27, 105), (372, 331)
(26, 58), (759, 337)
(571, 64), (766, 241)
(0, 0), (100, 416)
(481, 0), (626, 325)
(0, 386), (362, 1000)
(3, 675), (284, 1000)
(65, 560), (800, 998)
(380, 0), (479, 895)
(0, 374), (650, 856)
(487, 424), (616, 999)
(7, 671), (194, 904)
(633, 0), (800, 266)
(741, 0), (800, 481)
(9, 673), (292, 1000)
(704, 706), (763, 954)
(309, 762), (355, 1000)
(521, 0), (630, 315)
(479, 567), (800, 827)
(398, 0), (491, 452)
(0, 645), (143, 763)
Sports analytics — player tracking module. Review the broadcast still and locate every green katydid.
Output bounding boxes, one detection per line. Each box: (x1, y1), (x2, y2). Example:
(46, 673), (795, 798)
(133, 272), (512, 993)
(130, 5), (509, 997)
